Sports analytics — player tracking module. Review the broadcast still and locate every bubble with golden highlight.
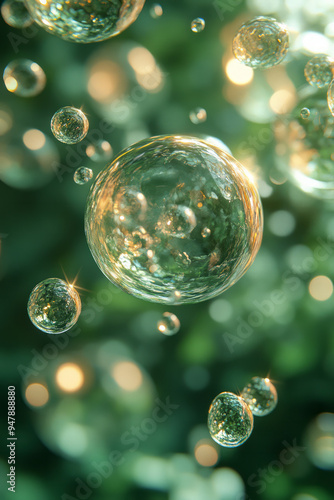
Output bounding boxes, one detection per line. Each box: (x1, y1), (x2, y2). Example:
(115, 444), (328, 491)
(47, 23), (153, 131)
(28, 278), (81, 334)
(304, 55), (334, 88)
(74, 167), (93, 185)
(157, 312), (180, 335)
(3, 59), (46, 97)
(241, 377), (277, 416)
(85, 135), (263, 304)
(191, 18), (205, 33)
(51, 107), (89, 145)
(232, 17), (289, 69)
(189, 107), (207, 124)
(208, 392), (253, 447)
(1, 0), (33, 28)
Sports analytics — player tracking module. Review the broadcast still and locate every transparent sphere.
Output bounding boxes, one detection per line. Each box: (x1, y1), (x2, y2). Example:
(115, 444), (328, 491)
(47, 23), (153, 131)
(300, 107), (310, 119)
(304, 55), (334, 88)
(3, 59), (46, 97)
(24, 0), (146, 43)
(191, 18), (205, 33)
(208, 392), (254, 447)
(275, 86), (334, 198)
(74, 167), (93, 185)
(86, 140), (113, 162)
(51, 107), (89, 145)
(1, 0), (33, 28)
(157, 312), (180, 335)
(232, 17), (289, 69)
(241, 377), (277, 416)
(190, 107), (207, 124)
(328, 79), (334, 117)
(85, 135), (263, 304)
(28, 278), (81, 334)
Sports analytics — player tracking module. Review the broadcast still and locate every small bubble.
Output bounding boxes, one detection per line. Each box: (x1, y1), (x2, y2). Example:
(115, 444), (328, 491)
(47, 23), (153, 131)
(150, 3), (163, 18)
(189, 107), (207, 124)
(304, 55), (334, 88)
(300, 107), (310, 119)
(328, 79), (334, 116)
(157, 205), (197, 239)
(201, 227), (211, 238)
(86, 140), (113, 162)
(232, 17), (289, 69)
(3, 59), (46, 97)
(74, 167), (93, 185)
(51, 106), (89, 144)
(157, 312), (180, 335)
(241, 377), (277, 416)
(1, 0), (33, 28)
(191, 18), (205, 33)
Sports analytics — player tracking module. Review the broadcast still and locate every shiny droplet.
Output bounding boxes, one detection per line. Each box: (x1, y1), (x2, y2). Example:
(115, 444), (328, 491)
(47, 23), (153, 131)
(27, 278), (81, 334)
(3, 59), (46, 97)
(74, 167), (93, 185)
(85, 135), (263, 305)
(1, 0), (33, 28)
(300, 107), (310, 119)
(157, 312), (180, 335)
(150, 3), (163, 18)
(51, 107), (89, 145)
(241, 377), (277, 416)
(328, 79), (334, 116)
(304, 55), (334, 88)
(191, 18), (205, 33)
(232, 17), (289, 69)
(201, 227), (211, 238)
(208, 392), (254, 447)
(86, 140), (113, 162)
(189, 107), (207, 124)
(24, 0), (146, 43)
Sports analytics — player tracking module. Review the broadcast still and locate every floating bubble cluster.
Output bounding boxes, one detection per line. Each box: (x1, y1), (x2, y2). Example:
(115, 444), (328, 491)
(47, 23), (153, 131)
(208, 392), (254, 447)
(3, 59), (46, 97)
(86, 140), (113, 162)
(28, 278), (81, 334)
(189, 107), (207, 124)
(241, 377), (277, 416)
(157, 312), (180, 336)
(191, 18), (205, 33)
(304, 55), (334, 88)
(85, 135), (263, 304)
(328, 79), (334, 116)
(51, 107), (89, 145)
(24, 0), (146, 43)
(1, 0), (33, 28)
(232, 17), (289, 69)
(74, 167), (93, 185)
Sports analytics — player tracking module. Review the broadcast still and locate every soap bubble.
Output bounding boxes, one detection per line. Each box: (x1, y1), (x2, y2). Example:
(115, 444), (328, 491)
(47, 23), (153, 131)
(74, 167), (93, 185)
(150, 3), (163, 18)
(208, 392), (253, 447)
(275, 86), (334, 198)
(85, 135), (263, 304)
(190, 107), (207, 124)
(51, 107), (89, 145)
(86, 140), (113, 162)
(28, 278), (81, 334)
(328, 79), (334, 116)
(304, 55), (334, 88)
(300, 107), (310, 119)
(3, 59), (46, 97)
(1, 0), (33, 28)
(24, 0), (146, 43)
(241, 377), (277, 416)
(201, 227), (211, 238)
(157, 312), (180, 335)
(191, 18), (205, 33)
(232, 17), (289, 69)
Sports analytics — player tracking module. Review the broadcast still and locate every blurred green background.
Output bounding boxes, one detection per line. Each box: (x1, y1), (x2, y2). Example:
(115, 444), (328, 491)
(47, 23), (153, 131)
(0, 1), (334, 499)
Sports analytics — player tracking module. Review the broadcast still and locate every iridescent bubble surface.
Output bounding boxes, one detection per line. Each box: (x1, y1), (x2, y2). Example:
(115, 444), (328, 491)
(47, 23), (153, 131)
(241, 377), (277, 416)
(74, 167), (93, 185)
(24, 0), (146, 43)
(85, 135), (263, 304)
(191, 18), (205, 33)
(328, 79), (334, 117)
(232, 17), (289, 69)
(1, 0), (33, 28)
(51, 107), (89, 145)
(86, 140), (113, 162)
(190, 107), (207, 124)
(208, 392), (254, 447)
(3, 59), (46, 97)
(304, 55), (334, 88)
(28, 278), (81, 334)
(157, 312), (180, 335)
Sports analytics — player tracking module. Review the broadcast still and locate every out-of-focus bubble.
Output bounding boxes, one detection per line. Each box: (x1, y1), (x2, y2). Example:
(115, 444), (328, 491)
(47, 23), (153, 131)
(157, 312), (180, 336)
(268, 210), (296, 237)
(150, 3), (163, 18)
(189, 107), (207, 124)
(308, 275), (333, 301)
(86, 140), (113, 162)
(1, 0), (33, 28)
(275, 86), (334, 198)
(194, 439), (219, 467)
(328, 79), (334, 116)
(208, 392), (254, 447)
(225, 58), (254, 86)
(209, 298), (233, 323)
(24, 0), (146, 43)
(191, 18), (205, 33)
(51, 107), (89, 145)
(56, 363), (85, 393)
(27, 278), (81, 334)
(232, 17), (289, 69)
(306, 413), (334, 470)
(211, 468), (245, 500)
(74, 167), (93, 185)
(112, 360), (143, 391)
(22, 129), (46, 150)
(85, 135), (263, 305)
(304, 55), (334, 88)
(300, 107), (311, 119)
(241, 377), (277, 416)
(0, 106), (13, 136)
(24, 383), (49, 408)
(3, 59), (46, 97)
